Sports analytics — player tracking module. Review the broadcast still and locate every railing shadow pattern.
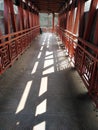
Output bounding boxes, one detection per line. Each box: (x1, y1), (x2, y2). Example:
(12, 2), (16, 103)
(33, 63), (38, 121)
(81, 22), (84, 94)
(56, 26), (98, 107)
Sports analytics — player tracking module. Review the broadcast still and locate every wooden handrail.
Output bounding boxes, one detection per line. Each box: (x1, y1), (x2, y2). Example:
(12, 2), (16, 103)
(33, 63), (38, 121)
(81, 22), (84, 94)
(56, 25), (98, 107)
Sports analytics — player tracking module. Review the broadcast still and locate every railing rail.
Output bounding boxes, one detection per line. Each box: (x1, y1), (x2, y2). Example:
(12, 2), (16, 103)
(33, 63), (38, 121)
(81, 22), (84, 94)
(56, 25), (98, 107)
(0, 25), (40, 75)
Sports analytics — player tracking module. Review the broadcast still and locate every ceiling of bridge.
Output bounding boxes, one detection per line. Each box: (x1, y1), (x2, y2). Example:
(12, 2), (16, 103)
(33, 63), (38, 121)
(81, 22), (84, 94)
(31, 0), (69, 13)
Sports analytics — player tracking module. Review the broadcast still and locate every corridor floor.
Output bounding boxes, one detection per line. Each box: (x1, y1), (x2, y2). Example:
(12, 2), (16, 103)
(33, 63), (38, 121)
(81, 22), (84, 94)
(0, 33), (98, 130)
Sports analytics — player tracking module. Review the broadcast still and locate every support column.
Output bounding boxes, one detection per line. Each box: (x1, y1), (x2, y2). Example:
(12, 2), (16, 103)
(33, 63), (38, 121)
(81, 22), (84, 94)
(78, 0), (85, 38)
(83, 0), (98, 40)
(94, 11), (98, 45)
(4, 0), (10, 34)
(18, 0), (24, 30)
(0, 30), (2, 43)
(9, 0), (17, 32)
(73, 0), (81, 35)
(52, 13), (55, 32)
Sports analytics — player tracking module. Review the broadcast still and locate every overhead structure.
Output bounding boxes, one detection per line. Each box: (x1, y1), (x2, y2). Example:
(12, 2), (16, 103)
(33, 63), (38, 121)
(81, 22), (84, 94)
(30, 0), (68, 13)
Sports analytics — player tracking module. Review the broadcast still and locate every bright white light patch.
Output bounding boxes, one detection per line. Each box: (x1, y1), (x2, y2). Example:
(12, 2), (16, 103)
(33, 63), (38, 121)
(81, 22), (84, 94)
(37, 52), (42, 59)
(39, 77), (48, 96)
(97, 3), (98, 9)
(45, 55), (53, 59)
(33, 121), (46, 130)
(16, 122), (20, 125)
(44, 59), (54, 68)
(42, 42), (45, 45)
(43, 39), (46, 42)
(40, 46), (43, 51)
(35, 99), (47, 116)
(43, 66), (54, 75)
(31, 62), (39, 74)
(15, 81), (32, 114)
(45, 51), (53, 56)
(48, 39), (50, 42)
(84, 0), (91, 12)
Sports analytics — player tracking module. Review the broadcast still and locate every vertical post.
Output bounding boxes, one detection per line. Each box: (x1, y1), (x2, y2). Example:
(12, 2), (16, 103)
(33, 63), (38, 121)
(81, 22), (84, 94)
(9, 0), (17, 32)
(38, 13), (39, 26)
(32, 13), (33, 27)
(26, 0), (30, 28)
(83, 0), (97, 40)
(73, 0), (81, 35)
(33, 13), (35, 26)
(4, 0), (10, 34)
(52, 13), (55, 32)
(18, 0), (24, 30)
(18, 5), (24, 30)
(66, 11), (70, 31)
(69, 0), (75, 32)
(0, 30), (2, 43)
(94, 11), (98, 45)
(78, 0), (85, 38)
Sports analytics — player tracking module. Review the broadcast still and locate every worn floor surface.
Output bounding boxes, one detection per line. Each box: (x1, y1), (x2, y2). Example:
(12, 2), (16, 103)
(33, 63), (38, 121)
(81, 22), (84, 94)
(0, 33), (98, 130)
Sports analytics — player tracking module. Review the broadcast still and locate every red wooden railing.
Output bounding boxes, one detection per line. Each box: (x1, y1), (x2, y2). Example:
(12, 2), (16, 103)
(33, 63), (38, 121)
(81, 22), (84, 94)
(56, 25), (98, 107)
(0, 26), (40, 75)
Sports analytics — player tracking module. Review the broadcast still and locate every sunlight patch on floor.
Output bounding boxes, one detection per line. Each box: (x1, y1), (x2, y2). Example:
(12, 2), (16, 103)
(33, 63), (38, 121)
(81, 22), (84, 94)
(45, 55), (53, 59)
(45, 51), (53, 56)
(15, 81), (33, 114)
(40, 46), (44, 51)
(39, 77), (48, 96)
(43, 66), (54, 75)
(31, 62), (39, 74)
(16, 121), (20, 126)
(44, 59), (54, 68)
(42, 42), (45, 45)
(33, 121), (46, 130)
(37, 52), (42, 59)
(47, 45), (49, 48)
(35, 99), (47, 116)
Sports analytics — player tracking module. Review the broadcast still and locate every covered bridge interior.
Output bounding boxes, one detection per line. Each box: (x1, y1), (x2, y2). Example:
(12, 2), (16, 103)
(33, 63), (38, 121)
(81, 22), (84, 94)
(0, 0), (98, 129)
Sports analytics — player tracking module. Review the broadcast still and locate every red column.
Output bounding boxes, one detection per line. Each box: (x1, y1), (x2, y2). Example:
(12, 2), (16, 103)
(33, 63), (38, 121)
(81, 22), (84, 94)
(52, 13), (55, 32)
(73, 0), (81, 35)
(83, 0), (98, 40)
(4, 0), (10, 34)
(94, 10), (98, 45)
(9, 0), (17, 32)
(78, 0), (85, 38)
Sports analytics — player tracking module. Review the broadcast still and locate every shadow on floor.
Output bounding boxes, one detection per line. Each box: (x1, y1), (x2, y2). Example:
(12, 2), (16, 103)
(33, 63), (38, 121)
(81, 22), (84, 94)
(0, 33), (98, 130)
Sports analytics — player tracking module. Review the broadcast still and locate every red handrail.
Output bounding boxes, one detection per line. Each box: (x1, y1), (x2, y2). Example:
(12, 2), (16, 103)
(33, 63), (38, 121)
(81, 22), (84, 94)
(0, 25), (40, 75)
(56, 25), (98, 107)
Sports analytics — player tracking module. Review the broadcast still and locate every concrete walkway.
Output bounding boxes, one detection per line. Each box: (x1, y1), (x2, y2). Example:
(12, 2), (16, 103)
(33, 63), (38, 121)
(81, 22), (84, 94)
(0, 33), (98, 130)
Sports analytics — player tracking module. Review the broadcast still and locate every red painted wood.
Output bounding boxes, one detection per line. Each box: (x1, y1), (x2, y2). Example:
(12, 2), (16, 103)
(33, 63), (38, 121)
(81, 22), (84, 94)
(9, 0), (17, 32)
(94, 10), (98, 45)
(4, 0), (10, 35)
(83, 0), (98, 40)
(78, 0), (85, 38)
(73, 0), (81, 35)
(52, 13), (55, 32)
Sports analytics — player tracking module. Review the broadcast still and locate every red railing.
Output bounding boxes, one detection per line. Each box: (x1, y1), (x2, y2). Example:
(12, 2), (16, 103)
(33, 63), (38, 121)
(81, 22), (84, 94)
(0, 26), (40, 75)
(56, 25), (98, 107)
